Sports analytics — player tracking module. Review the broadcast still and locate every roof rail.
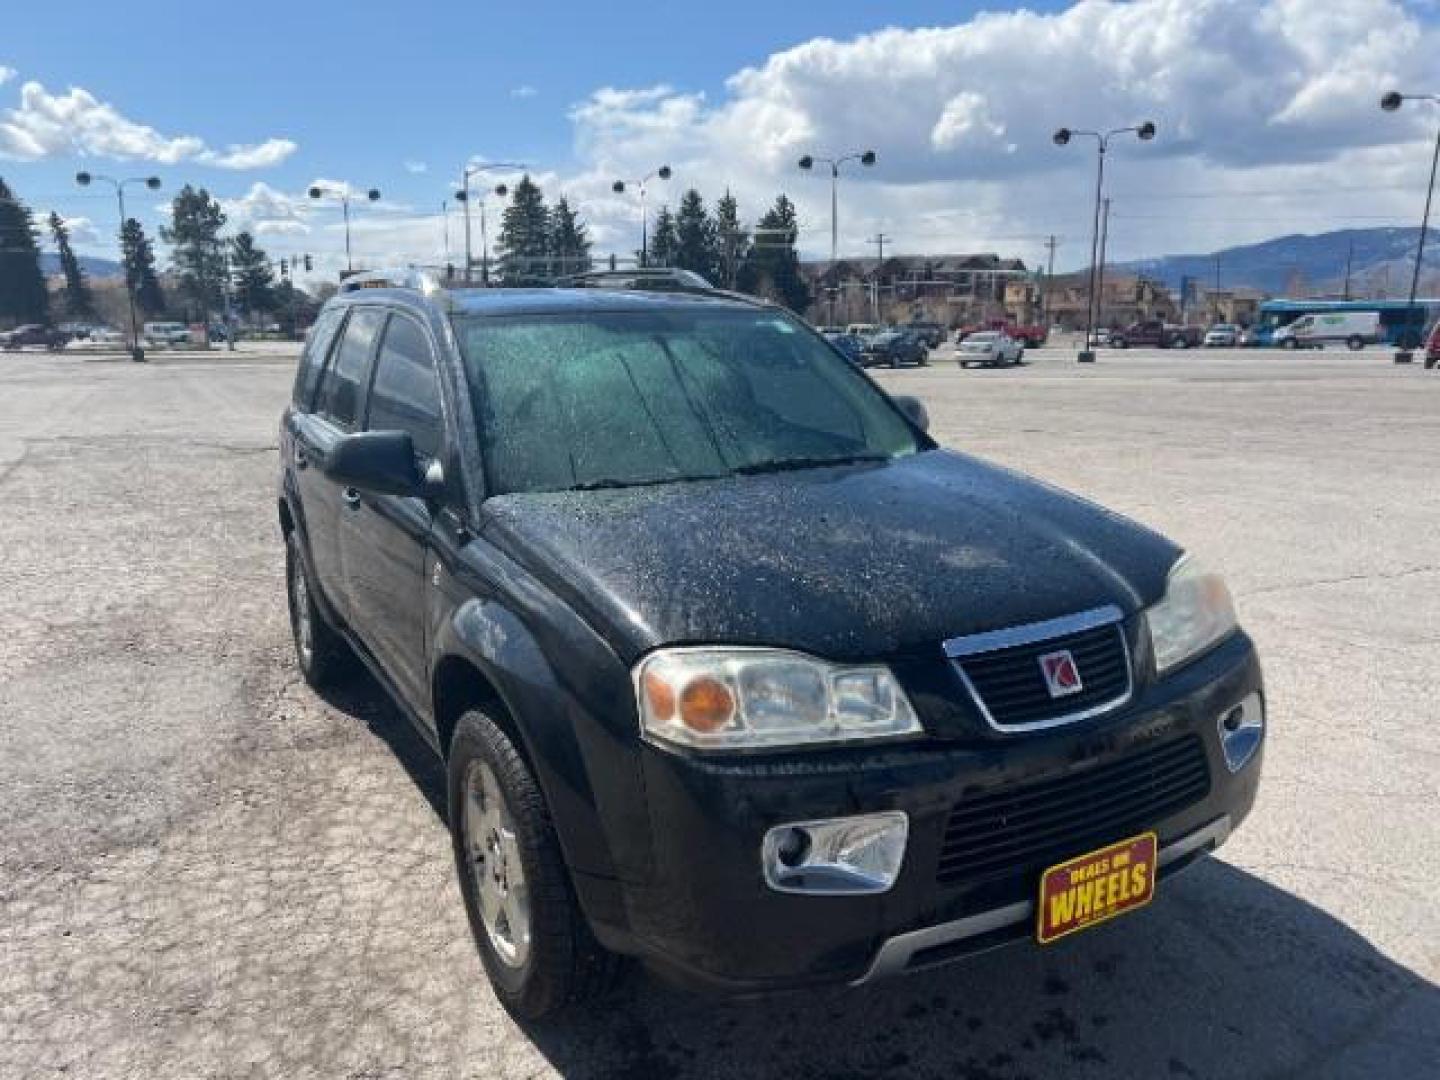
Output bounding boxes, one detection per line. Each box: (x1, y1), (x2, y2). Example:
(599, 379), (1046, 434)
(338, 267), (448, 298)
(556, 268), (715, 292)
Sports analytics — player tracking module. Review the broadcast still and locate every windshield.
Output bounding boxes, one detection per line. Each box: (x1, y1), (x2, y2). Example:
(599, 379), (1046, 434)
(454, 308), (922, 495)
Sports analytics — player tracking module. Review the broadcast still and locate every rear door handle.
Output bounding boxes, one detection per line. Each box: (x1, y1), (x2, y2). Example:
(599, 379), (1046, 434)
(342, 487), (362, 509)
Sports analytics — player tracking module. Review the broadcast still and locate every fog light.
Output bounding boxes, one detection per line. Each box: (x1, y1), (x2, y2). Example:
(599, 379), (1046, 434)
(761, 812), (908, 895)
(1218, 692), (1264, 772)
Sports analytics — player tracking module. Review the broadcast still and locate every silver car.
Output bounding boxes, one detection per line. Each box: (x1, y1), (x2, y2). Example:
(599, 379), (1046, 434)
(957, 330), (1024, 368)
(1204, 324), (1239, 347)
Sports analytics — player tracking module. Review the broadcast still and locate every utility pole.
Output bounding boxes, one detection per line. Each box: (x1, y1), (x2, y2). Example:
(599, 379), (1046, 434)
(1041, 234), (1058, 327)
(1342, 239), (1354, 301)
(1095, 199), (1110, 332)
(867, 232), (889, 323)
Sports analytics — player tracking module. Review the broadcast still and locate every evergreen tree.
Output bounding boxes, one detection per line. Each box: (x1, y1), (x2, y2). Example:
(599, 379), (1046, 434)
(0, 177), (51, 325)
(646, 206), (679, 268)
(548, 196), (592, 278)
(743, 194), (810, 313)
(120, 218), (166, 316)
(161, 185), (228, 318)
(48, 212), (93, 319)
(495, 174), (550, 285)
(229, 232), (275, 318)
(714, 189), (749, 289)
(673, 189), (721, 283)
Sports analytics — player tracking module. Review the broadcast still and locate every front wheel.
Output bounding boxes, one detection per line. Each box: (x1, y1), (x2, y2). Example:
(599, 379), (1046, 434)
(1280, 337), (1298, 350)
(1111, 337), (1127, 349)
(1347, 336), (1364, 351)
(449, 710), (619, 1019)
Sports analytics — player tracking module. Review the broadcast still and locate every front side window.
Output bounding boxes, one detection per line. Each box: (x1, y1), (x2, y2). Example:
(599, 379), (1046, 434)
(366, 315), (443, 461)
(453, 308), (922, 495)
(293, 309), (344, 408)
(315, 308), (384, 429)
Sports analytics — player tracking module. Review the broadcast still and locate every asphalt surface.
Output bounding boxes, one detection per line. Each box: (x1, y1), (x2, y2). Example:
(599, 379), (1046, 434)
(1, 341), (1436, 1079)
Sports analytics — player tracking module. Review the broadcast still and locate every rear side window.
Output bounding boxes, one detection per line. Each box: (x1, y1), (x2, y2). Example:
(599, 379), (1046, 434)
(366, 315), (443, 461)
(315, 308), (384, 429)
(292, 309), (344, 408)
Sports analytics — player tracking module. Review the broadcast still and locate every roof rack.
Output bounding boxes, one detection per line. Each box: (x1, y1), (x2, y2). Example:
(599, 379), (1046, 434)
(556, 268), (716, 292)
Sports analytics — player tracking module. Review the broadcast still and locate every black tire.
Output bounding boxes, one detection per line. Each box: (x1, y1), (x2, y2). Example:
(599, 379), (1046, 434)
(1014, 349), (1025, 366)
(449, 710), (620, 1019)
(1111, 337), (1127, 349)
(1280, 337), (1298, 350)
(1346, 335), (1364, 351)
(285, 530), (353, 689)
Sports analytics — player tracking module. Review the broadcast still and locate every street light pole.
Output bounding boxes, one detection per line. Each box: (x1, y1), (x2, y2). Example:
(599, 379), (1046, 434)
(798, 150), (877, 326)
(1381, 91), (1440, 366)
(1053, 122), (1156, 362)
(308, 184), (381, 275)
(612, 166), (672, 267)
(457, 161), (526, 285)
(75, 172), (161, 362)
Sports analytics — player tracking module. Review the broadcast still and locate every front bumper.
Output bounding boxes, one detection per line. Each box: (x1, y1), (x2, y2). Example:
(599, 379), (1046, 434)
(594, 632), (1263, 994)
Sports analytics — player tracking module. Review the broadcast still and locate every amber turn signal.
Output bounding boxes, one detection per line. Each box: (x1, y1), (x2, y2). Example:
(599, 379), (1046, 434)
(679, 676), (736, 733)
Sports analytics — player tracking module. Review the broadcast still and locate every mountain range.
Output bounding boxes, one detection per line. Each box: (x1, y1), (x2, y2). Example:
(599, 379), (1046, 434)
(40, 253), (123, 279)
(1117, 227), (1439, 297)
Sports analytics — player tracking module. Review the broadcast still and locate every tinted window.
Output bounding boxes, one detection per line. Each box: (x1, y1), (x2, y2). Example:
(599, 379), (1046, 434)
(453, 309), (920, 495)
(315, 308), (383, 429)
(366, 315), (443, 460)
(292, 309), (344, 408)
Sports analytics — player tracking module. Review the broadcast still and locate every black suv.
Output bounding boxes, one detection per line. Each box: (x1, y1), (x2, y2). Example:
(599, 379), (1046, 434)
(279, 270), (1264, 1018)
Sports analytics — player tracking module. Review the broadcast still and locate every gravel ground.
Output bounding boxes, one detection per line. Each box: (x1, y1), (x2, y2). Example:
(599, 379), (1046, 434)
(0, 343), (1436, 1079)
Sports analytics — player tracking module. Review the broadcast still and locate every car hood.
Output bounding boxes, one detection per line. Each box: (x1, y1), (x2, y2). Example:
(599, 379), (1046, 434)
(481, 450), (1180, 663)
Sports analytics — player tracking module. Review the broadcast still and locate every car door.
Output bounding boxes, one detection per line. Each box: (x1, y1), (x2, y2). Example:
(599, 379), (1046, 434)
(340, 311), (445, 711)
(293, 306), (385, 627)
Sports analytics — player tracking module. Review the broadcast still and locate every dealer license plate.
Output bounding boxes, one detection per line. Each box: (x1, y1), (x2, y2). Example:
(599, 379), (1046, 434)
(1037, 832), (1157, 944)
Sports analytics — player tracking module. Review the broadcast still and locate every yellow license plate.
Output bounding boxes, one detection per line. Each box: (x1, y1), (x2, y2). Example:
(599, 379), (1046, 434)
(1037, 832), (1157, 944)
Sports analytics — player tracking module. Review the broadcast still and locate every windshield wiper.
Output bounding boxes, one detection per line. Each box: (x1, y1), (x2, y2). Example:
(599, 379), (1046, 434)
(731, 453), (888, 476)
(566, 473), (727, 492)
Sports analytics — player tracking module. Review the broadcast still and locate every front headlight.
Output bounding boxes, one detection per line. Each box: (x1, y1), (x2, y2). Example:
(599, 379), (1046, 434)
(1144, 556), (1238, 676)
(635, 648), (922, 751)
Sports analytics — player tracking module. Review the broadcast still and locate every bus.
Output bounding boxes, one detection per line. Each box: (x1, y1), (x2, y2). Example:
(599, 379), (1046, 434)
(1254, 299), (1440, 348)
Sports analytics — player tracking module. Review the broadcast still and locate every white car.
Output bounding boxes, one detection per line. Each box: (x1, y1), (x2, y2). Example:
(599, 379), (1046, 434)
(143, 321), (191, 345)
(89, 327), (126, 344)
(957, 330), (1024, 367)
(1204, 324), (1239, 347)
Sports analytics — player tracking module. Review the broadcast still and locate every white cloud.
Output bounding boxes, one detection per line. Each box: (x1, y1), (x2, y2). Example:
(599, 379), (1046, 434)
(0, 81), (297, 169)
(510, 85), (538, 99)
(404, 160), (428, 174)
(49, 214), (100, 245)
(0, 66), (16, 86)
(556, 0), (1440, 266)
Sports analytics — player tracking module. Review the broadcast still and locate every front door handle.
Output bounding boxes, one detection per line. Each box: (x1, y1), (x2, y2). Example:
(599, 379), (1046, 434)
(341, 487), (362, 509)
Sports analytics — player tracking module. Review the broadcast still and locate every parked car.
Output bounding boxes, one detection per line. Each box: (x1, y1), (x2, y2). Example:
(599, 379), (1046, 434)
(905, 321), (946, 348)
(143, 321), (191, 345)
(89, 326), (126, 344)
(1272, 311), (1378, 350)
(956, 330), (1024, 367)
(1107, 321), (1202, 349)
(1424, 320), (1440, 369)
(1204, 324), (1239, 347)
(821, 330), (865, 365)
(845, 322), (880, 339)
(0, 324), (69, 350)
(1238, 324), (1273, 348)
(862, 329), (929, 367)
(279, 268), (1264, 1018)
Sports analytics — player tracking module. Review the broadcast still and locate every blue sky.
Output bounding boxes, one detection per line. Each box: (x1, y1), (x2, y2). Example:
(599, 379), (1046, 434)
(3, 0), (1439, 279)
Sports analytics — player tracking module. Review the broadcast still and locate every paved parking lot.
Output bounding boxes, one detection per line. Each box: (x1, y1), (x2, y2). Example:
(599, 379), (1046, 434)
(1, 343), (1436, 1079)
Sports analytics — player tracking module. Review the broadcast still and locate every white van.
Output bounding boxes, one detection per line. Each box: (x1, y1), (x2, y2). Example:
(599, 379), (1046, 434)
(1272, 311), (1379, 350)
(143, 321), (191, 345)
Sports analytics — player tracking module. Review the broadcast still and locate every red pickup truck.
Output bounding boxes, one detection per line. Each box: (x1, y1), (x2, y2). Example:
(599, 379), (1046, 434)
(1107, 321), (1202, 349)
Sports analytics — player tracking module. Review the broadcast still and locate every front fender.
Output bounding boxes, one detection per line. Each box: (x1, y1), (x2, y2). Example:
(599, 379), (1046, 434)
(433, 592), (653, 884)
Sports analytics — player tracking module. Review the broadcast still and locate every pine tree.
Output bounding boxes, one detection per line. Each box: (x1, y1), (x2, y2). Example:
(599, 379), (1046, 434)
(495, 174), (550, 285)
(714, 190), (749, 290)
(647, 206), (679, 268)
(673, 189), (720, 283)
(48, 212), (93, 320)
(161, 185), (228, 318)
(743, 194), (811, 313)
(0, 177), (51, 326)
(229, 232), (275, 318)
(120, 218), (165, 316)
(548, 196), (592, 278)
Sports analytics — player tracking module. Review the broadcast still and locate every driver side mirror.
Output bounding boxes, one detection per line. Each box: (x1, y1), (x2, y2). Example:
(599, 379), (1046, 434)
(322, 430), (424, 498)
(893, 395), (929, 432)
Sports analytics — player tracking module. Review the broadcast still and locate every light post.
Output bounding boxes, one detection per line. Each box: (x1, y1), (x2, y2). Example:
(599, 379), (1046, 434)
(1053, 121), (1156, 362)
(75, 171), (160, 362)
(612, 166), (672, 267)
(457, 161), (525, 285)
(307, 183), (380, 275)
(798, 149), (876, 326)
(1380, 90), (1440, 366)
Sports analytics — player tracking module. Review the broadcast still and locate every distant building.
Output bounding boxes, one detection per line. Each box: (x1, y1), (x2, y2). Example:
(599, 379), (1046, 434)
(800, 253), (1029, 326)
(1044, 271), (1177, 329)
(1189, 286), (1267, 326)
